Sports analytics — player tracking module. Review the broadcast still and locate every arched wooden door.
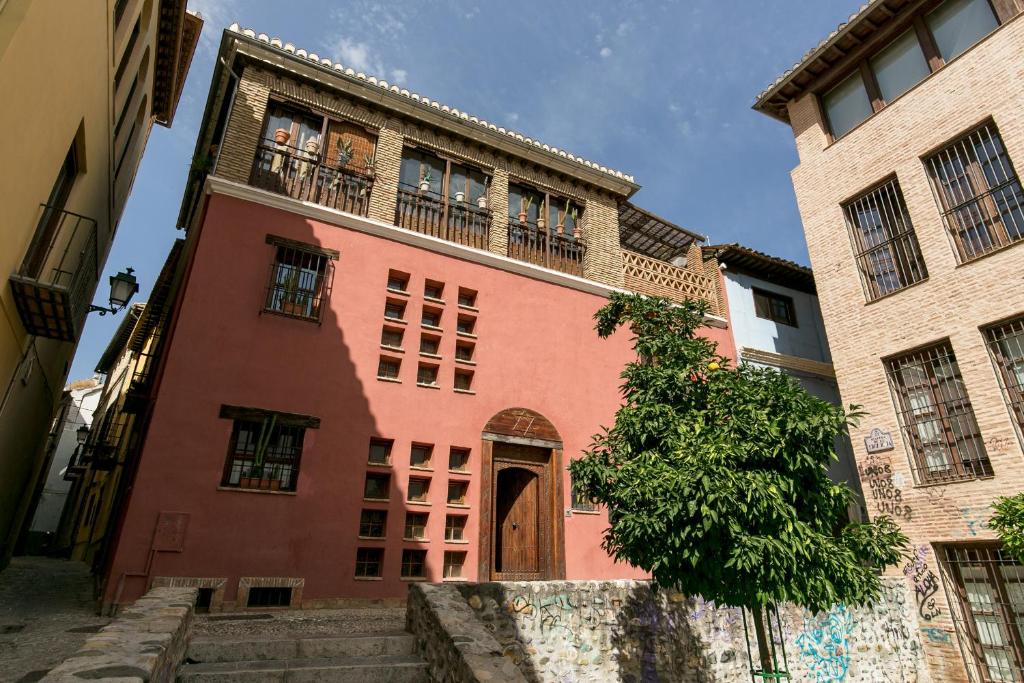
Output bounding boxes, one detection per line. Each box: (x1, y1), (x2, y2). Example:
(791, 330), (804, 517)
(495, 465), (541, 576)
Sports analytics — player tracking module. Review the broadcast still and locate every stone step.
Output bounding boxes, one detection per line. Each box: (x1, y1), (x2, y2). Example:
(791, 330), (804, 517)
(187, 632), (415, 663)
(176, 654), (428, 683)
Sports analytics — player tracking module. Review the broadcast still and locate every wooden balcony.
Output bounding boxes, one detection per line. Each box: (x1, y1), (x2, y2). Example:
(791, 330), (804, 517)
(507, 220), (585, 277)
(9, 205), (99, 341)
(394, 186), (490, 250)
(622, 250), (717, 309)
(250, 144), (372, 217)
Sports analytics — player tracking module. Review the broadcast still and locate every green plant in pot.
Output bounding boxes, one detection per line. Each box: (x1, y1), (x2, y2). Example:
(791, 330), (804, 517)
(244, 415), (277, 489)
(280, 270), (307, 316)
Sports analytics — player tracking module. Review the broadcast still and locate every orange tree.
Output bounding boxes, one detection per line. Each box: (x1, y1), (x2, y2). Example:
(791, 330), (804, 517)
(569, 293), (907, 676)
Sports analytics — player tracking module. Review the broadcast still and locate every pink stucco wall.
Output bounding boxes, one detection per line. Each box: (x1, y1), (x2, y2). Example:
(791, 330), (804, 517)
(104, 194), (735, 607)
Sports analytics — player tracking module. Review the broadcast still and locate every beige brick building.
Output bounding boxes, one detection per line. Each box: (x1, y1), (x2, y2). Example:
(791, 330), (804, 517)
(756, 1), (1024, 680)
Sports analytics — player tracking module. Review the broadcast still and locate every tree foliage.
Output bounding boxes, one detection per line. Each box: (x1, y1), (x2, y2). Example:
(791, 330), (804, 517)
(991, 493), (1024, 563)
(569, 293), (908, 615)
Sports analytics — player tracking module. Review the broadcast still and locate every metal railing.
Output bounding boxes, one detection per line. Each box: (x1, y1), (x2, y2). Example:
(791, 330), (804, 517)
(506, 219), (584, 276)
(9, 204), (99, 341)
(249, 144), (373, 217)
(394, 185), (491, 250)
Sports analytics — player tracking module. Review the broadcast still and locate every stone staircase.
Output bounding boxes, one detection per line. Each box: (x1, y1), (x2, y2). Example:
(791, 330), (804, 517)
(176, 631), (429, 682)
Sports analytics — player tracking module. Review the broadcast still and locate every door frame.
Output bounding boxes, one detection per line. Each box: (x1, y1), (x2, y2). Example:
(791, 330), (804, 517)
(479, 434), (566, 582)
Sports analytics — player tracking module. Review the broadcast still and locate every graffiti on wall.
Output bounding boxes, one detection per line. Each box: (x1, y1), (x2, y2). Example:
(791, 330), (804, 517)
(795, 603), (854, 682)
(959, 506), (990, 537)
(921, 627), (952, 644)
(859, 456), (912, 521)
(903, 545), (941, 621)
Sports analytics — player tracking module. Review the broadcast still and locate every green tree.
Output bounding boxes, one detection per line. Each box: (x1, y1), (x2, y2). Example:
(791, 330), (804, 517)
(991, 493), (1024, 563)
(569, 293), (908, 676)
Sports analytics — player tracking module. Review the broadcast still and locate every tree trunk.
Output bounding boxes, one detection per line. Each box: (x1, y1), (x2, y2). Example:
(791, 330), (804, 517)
(751, 604), (774, 676)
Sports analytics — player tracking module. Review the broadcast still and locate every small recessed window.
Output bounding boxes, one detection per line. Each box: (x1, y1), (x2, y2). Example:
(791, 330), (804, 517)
(368, 438), (393, 465)
(359, 509), (387, 538)
(927, 0), (998, 62)
(457, 288), (477, 308)
(457, 316), (476, 335)
(355, 547), (383, 578)
(401, 549), (427, 578)
(417, 363), (439, 386)
(448, 447), (470, 472)
(443, 551), (466, 579)
(424, 280), (445, 300)
(378, 356), (401, 380)
(247, 586), (292, 608)
(571, 475), (598, 512)
(387, 270), (409, 292)
(404, 512), (428, 539)
(454, 370), (474, 392)
(411, 443), (433, 468)
(364, 473), (390, 500)
(752, 288), (797, 327)
(420, 335), (440, 356)
(384, 300), (406, 321)
(455, 342), (475, 362)
(408, 477), (430, 502)
(381, 327), (404, 349)
(447, 481), (468, 505)
(822, 71), (873, 139)
(421, 307), (442, 328)
(445, 515), (467, 541)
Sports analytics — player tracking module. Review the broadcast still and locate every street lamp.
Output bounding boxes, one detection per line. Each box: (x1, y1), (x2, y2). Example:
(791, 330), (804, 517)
(76, 424), (89, 444)
(89, 267), (139, 316)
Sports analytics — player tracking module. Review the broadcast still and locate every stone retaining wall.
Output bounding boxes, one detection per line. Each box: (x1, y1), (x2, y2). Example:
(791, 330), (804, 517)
(42, 586), (197, 683)
(410, 579), (932, 682)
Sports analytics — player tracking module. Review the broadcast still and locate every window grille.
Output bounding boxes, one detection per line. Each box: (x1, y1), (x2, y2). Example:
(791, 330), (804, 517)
(401, 549), (427, 578)
(355, 548), (383, 577)
(885, 342), (991, 483)
(445, 515), (467, 541)
(844, 178), (928, 300)
(444, 551), (466, 579)
(926, 122), (1024, 262)
(221, 417), (304, 491)
(358, 510), (387, 538)
(265, 245), (333, 321)
(943, 544), (1024, 682)
(985, 316), (1024, 441)
(404, 512), (428, 540)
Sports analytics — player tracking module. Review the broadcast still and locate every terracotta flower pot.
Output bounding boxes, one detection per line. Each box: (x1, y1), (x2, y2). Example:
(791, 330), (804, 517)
(240, 477), (254, 488)
(518, 212), (528, 224)
(537, 218), (547, 230)
(556, 224), (565, 235)
(274, 128), (290, 144)
(270, 479), (282, 491)
(259, 478), (272, 490)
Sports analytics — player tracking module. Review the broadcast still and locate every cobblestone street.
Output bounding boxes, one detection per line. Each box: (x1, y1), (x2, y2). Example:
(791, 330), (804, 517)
(0, 557), (109, 682)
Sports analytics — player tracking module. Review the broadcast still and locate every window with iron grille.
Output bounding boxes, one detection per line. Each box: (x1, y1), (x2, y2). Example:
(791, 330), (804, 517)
(885, 342), (991, 484)
(264, 240), (335, 322)
(221, 416), (305, 492)
(404, 512), (428, 540)
(943, 544), (1024, 682)
(401, 549), (427, 578)
(355, 547), (383, 578)
(752, 288), (797, 327)
(926, 121), (1024, 263)
(443, 551), (466, 579)
(445, 515), (467, 541)
(985, 316), (1024, 442)
(358, 509), (387, 538)
(843, 178), (928, 300)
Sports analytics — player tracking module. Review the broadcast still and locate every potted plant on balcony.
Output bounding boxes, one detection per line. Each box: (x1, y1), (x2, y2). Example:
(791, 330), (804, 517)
(240, 463), (261, 489)
(518, 195), (533, 224)
(454, 189), (466, 203)
(274, 128), (291, 145)
(475, 177), (489, 209)
(419, 171), (433, 193)
(280, 272), (308, 317)
(556, 199), (574, 235)
(267, 464), (283, 491)
(242, 415), (277, 489)
(363, 153), (376, 179)
(335, 138), (354, 168)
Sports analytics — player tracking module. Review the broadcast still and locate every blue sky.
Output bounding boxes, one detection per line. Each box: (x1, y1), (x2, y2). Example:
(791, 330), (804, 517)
(70, 0), (863, 380)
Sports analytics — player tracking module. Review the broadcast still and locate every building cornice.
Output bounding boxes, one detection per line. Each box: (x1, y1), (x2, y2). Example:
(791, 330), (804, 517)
(203, 176), (728, 329)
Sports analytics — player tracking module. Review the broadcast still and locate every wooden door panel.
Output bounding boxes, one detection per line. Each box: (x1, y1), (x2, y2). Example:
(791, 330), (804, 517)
(497, 468), (539, 573)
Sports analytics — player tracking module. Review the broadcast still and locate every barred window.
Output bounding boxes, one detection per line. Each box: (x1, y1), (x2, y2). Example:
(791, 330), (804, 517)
(943, 544), (1024, 683)
(886, 342), (991, 484)
(221, 416), (304, 492)
(264, 242), (334, 321)
(355, 547), (383, 578)
(926, 121), (1024, 262)
(844, 178), (928, 301)
(358, 509), (387, 538)
(985, 316), (1024, 440)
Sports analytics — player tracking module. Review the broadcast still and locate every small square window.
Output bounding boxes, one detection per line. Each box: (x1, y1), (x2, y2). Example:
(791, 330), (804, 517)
(417, 363), (439, 386)
(408, 477), (431, 502)
(368, 438), (392, 465)
(378, 357), (401, 380)
(443, 551), (466, 579)
(455, 342), (474, 362)
(355, 547), (383, 577)
(381, 327), (404, 349)
(384, 300), (407, 321)
(447, 481), (468, 505)
(421, 307), (442, 328)
(424, 280), (445, 300)
(571, 476), (598, 512)
(752, 288), (797, 327)
(420, 335), (440, 356)
(359, 509), (387, 538)
(387, 270), (409, 292)
(401, 549), (427, 578)
(454, 370), (474, 392)
(445, 515), (467, 541)
(404, 512), (429, 539)
(411, 443), (433, 468)
(457, 288), (477, 308)
(448, 447), (470, 472)
(364, 473), (390, 500)
(456, 316), (476, 335)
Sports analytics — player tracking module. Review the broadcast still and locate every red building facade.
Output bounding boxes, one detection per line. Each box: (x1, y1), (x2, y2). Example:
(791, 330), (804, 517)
(100, 26), (734, 611)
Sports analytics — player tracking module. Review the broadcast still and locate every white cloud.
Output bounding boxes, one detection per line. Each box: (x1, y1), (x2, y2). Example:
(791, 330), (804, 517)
(599, 47), (613, 58)
(187, 0), (238, 56)
(328, 37), (382, 74)
(506, 112), (520, 124)
(390, 69), (408, 85)
(616, 21), (633, 37)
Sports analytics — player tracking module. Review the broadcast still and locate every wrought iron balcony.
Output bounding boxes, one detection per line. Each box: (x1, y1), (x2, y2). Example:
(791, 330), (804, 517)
(250, 143), (373, 216)
(394, 185), (491, 250)
(507, 219), (585, 276)
(9, 205), (99, 341)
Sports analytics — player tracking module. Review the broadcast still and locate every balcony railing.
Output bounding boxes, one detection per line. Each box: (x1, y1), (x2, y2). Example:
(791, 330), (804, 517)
(395, 185), (490, 250)
(507, 220), (585, 276)
(622, 250), (717, 310)
(250, 144), (373, 217)
(9, 204), (99, 341)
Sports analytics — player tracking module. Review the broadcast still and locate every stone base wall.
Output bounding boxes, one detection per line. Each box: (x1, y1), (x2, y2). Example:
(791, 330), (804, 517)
(410, 579), (932, 683)
(42, 586), (197, 683)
